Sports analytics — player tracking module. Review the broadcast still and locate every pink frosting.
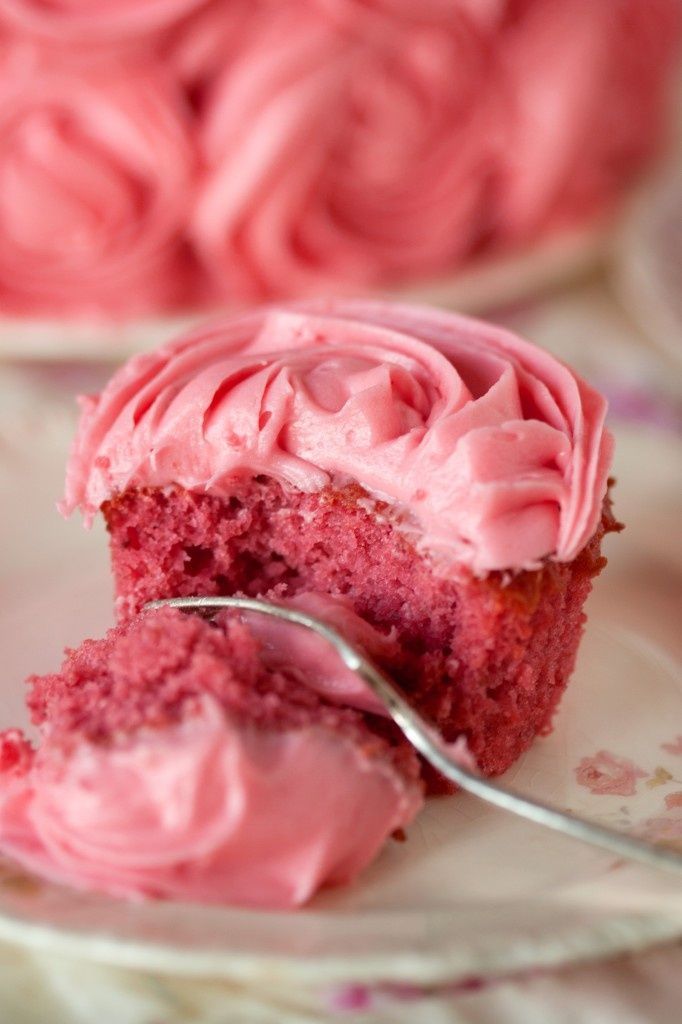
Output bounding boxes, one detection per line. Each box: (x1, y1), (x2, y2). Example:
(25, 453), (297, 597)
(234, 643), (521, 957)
(497, 0), (682, 238)
(162, 0), (254, 88)
(189, 0), (680, 301)
(244, 592), (396, 717)
(62, 300), (613, 574)
(0, 702), (420, 907)
(0, 1), (678, 315)
(0, 47), (195, 318)
(0, 0), (208, 41)
(191, 3), (496, 299)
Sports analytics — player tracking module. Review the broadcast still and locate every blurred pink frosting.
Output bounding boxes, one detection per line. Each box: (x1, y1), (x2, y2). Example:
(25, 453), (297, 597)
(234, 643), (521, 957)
(496, 0), (682, 238)
(189, 0), (680, 300)
(0, 701), (420, 907)
(0, 0), (208, 41)
(0, 47), (195, 318)
(190, 2), (497, 298)
(0, 0), (678, 315)
(62, 300), (613, 574)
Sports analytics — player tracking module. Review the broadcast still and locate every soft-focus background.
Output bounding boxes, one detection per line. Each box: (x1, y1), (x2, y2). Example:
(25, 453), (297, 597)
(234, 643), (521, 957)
(0, 0), (679, 330)
(0, 1), (680, 1020)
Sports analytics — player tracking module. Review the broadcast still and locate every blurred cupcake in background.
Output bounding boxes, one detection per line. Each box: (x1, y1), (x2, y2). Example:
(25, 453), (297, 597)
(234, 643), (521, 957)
(0, 0), (678, 341)
(0, 44), (197, 319)
(0, 0), (208, 44)
(190, 0), (682, 303)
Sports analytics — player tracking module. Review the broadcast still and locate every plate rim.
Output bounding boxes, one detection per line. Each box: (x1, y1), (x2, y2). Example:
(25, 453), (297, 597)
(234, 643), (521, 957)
(0, 896), (678, 986)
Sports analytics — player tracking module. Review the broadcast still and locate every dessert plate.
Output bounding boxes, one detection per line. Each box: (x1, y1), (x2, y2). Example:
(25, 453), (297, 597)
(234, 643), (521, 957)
(0, 400), (680, 988)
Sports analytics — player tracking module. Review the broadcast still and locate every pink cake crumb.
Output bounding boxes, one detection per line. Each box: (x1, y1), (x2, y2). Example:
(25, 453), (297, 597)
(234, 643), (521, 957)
(0, 731), (33, 777)
(26, 606), (419, 781)
(103, 478), (621, 788)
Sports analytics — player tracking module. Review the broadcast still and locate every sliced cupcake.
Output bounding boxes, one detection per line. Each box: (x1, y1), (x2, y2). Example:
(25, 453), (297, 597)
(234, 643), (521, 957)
(62, 300), (618, 782)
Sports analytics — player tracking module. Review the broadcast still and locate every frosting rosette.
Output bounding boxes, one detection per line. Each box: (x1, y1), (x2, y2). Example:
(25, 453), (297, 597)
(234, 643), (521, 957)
(0, 49), (195, 318)
(62, 300), (613, 574)
(191, 3), (497, 299)
(0, 0), (209, 42)
(189, 0), (680, 301)
(0, 0), (679, 317)
(496, 0), (682, 239)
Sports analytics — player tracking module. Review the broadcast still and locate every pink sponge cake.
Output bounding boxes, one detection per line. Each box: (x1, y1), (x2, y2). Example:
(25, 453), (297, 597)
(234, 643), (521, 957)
(0, 602), (422, 907)
(62, 300), (617, 785)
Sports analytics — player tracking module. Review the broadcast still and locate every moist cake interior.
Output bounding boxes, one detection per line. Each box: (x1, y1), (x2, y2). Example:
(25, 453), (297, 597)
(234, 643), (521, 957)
(105, 477), (618, 785)
(27, 605), (417, 782)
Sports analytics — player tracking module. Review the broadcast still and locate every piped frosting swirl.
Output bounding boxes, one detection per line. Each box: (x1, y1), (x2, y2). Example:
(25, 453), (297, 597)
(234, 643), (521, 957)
(62, 300), (613, 574)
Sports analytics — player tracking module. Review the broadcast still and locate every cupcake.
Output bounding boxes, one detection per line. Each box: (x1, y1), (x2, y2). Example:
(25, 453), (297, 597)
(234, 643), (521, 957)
(62, 300), (617, 781)
(0, 300), (617, 906)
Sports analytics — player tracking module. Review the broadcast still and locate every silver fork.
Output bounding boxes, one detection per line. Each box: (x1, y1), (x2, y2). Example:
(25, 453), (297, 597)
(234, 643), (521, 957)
(147, 595), (682, 875)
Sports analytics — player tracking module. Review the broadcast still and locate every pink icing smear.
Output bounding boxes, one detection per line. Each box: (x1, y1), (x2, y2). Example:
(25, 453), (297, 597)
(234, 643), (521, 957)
(62, 300), (613, 574)
(0, 704), (420, 907)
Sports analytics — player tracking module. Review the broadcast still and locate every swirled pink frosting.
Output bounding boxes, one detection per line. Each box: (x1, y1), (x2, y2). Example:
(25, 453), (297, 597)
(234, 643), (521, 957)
(190, 3), (495, 298)
(62, 301), (613, 575)
(0, 703), (419, 907)
(0, 47), (195, 318)
(0, 0), (207, 42)
(190, 0), (681, 301)
(0, 1), (678, 315)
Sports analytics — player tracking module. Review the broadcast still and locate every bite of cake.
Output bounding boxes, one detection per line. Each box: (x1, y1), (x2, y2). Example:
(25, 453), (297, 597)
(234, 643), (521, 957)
(0, 603), (422, 907)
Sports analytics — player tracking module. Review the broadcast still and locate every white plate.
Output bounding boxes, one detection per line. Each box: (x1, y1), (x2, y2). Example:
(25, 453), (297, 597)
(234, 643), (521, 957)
(0, 401), (680, 989)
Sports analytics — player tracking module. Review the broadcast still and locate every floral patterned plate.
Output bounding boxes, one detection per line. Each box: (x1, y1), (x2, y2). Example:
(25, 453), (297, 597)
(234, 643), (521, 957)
(0, 390), (679, 990)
